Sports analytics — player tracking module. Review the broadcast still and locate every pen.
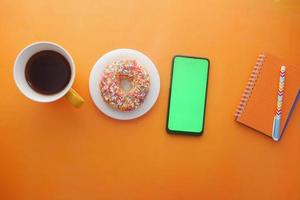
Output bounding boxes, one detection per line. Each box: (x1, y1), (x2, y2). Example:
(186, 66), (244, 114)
(272, 66), (286, 141)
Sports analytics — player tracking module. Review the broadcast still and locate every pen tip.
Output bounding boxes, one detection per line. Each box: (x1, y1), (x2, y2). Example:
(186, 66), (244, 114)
(281, 66), (286, 71)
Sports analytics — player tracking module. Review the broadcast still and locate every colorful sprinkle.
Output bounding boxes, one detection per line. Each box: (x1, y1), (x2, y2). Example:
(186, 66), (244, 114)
(100, 60), (150, 112)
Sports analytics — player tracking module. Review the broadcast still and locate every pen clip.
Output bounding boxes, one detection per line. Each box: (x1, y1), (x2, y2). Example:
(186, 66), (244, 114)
(272, 117), (280, 141)
(272, 117), (276, 137)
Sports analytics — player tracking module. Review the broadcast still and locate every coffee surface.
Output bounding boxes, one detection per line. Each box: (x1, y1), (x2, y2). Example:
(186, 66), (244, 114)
(25, 50), (71, 95)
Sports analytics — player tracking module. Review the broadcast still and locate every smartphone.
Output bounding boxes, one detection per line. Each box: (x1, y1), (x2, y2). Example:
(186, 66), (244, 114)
(167, 55), (209, 135)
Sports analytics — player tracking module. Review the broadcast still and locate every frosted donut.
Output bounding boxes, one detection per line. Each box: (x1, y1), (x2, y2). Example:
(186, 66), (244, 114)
(100, 60), (150, 112)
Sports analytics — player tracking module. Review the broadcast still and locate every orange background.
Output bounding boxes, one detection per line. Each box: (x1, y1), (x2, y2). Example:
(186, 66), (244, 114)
(0, 0), (300, 199)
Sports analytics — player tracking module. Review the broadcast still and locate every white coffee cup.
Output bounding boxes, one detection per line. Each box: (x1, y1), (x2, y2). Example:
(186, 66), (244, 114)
(14, 41), (84, 107)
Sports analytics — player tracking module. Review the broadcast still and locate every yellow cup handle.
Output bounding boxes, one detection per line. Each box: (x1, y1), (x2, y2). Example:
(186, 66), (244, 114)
(65, 88), (84, 108)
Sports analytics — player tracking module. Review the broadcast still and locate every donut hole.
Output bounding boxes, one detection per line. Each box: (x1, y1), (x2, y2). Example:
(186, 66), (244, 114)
(120, 77), (133, 92)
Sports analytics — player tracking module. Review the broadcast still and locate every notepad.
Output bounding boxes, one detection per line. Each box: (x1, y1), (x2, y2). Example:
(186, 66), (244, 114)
(235, 53), (300, 140)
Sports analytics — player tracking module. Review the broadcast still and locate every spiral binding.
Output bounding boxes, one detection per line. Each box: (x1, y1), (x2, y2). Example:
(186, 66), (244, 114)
(235, 53), (266, 119)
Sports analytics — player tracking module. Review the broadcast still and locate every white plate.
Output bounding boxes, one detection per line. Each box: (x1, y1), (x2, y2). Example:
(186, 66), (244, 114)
(89, 49), (160, 120)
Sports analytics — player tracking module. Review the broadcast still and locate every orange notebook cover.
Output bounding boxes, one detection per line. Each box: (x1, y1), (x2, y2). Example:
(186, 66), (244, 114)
(235, 53), (300, 139)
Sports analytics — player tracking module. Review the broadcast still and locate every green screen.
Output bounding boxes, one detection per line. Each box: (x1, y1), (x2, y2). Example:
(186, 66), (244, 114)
(167, 56), (209, 134)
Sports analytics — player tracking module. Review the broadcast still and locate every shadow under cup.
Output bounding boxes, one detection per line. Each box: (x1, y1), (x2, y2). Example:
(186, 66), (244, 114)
(14, 42), (75, 103)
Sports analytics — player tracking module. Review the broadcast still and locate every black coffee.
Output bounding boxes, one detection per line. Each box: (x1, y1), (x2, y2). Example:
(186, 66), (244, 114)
(25, 50), (71, 95)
